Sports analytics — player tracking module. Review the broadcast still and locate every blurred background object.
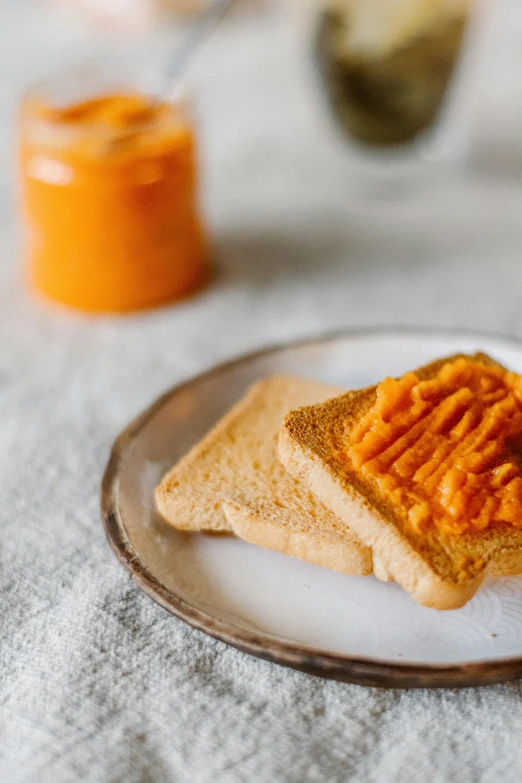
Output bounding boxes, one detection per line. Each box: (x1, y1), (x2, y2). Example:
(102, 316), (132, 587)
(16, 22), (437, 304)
(50, 0), (215, 30)
(49, 0), (259, 32)
(17, 0), (241, 313)
(315, 0), (470, 146)
(19, 66), (207, 312)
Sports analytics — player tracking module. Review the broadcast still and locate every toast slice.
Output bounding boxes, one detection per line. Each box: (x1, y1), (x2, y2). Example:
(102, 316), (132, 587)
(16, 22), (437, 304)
(155, 375), (373, 576)
(279, 353), (522, 609)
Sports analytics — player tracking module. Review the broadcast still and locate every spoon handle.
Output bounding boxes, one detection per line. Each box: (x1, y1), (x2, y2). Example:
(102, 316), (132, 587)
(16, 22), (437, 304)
(160, 0), (233, 99)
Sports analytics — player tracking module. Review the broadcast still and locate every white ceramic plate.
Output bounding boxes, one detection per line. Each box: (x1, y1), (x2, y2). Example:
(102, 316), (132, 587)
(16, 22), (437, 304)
(101, 328), (522, 688)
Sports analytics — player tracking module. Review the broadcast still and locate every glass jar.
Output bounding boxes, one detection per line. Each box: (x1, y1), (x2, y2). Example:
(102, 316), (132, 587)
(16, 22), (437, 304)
(19, 65), (208, 313)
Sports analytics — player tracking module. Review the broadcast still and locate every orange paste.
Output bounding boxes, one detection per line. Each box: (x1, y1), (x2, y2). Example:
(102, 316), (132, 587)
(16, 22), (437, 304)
(19, 92), (207, 312)
(348, 358), (522, 535)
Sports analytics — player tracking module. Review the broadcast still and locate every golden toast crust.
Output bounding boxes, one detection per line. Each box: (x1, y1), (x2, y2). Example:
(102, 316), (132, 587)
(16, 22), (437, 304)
(279, 353), (522, 608)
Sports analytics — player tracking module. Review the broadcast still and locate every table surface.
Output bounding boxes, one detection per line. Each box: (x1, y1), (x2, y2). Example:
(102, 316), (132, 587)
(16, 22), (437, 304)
(3, 2), (522, 781)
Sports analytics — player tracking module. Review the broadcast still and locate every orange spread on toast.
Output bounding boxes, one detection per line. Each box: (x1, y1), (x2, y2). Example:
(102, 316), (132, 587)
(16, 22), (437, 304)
(348, 358), (522, 535)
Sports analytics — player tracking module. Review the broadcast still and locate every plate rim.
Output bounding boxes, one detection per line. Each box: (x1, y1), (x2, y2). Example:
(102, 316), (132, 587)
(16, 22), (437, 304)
(100, 325), (522, 689)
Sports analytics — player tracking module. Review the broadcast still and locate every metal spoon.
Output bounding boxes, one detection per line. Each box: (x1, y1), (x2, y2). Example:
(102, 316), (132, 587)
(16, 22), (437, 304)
(157, 0), (233, 100)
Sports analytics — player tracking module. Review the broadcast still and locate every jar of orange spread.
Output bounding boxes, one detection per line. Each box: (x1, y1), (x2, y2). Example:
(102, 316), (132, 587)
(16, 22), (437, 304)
(19, 72), (208, 312)
(348, 358), (522, 536)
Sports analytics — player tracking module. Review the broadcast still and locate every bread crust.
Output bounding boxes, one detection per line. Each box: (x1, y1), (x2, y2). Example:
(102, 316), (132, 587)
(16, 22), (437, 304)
(223, 500), (372, 576)
(279, 352), (522, 609)
(155, 375), (373, 575)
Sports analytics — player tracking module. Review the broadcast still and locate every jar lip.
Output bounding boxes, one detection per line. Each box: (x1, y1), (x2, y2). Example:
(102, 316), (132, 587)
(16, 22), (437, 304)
(25, 55), (190, 97)
(21, 83), (191, 148)
(22, 55), (190, 121)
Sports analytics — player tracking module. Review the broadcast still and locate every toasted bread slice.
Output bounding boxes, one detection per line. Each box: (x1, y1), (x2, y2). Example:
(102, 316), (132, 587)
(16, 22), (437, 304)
(279, 353), (522, 609)
(155, 375), (373, 576)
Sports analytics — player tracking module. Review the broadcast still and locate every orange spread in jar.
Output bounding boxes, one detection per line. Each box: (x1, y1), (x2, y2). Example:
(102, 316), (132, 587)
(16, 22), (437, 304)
(348, 358), (522, 535)
(19, 92), (207, 312)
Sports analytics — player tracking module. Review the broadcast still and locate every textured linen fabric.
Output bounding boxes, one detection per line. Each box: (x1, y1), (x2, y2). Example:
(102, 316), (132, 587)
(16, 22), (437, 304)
(4, 2), (522, 781)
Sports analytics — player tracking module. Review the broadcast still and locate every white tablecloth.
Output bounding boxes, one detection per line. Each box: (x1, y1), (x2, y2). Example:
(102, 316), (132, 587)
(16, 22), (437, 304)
(3, 2), (522, 781)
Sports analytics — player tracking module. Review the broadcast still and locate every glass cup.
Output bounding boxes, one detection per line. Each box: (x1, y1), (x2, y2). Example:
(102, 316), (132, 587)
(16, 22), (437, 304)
(19, 63), (208, 313)
(315, 1), (469, 144)
(292, 0), (491, 173)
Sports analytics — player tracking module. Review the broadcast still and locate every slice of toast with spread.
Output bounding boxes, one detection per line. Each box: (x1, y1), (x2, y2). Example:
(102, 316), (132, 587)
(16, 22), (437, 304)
(279, 353), (522, 609)
(155, 375), (373, 576)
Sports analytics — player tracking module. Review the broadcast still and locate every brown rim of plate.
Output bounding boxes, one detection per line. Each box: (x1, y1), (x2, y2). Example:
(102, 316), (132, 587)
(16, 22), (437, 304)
(100, 326), (522, 689)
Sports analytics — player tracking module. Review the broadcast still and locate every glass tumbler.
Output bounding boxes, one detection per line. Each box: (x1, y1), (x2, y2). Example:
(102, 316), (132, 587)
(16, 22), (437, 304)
(294, 0), (491, 169)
